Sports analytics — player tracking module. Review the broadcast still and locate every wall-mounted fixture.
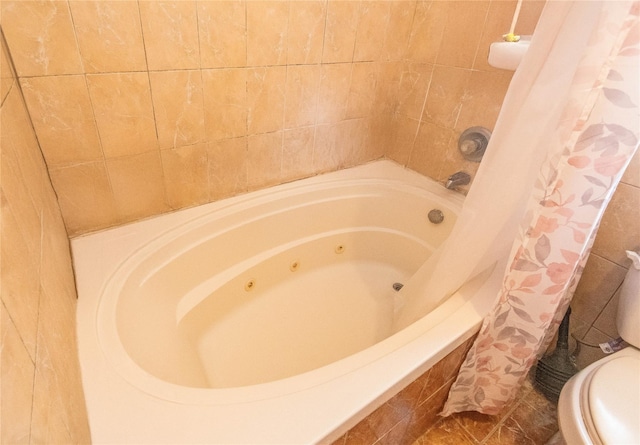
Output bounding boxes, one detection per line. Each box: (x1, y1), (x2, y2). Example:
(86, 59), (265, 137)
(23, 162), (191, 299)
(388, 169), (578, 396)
(458, 126), (491, 162)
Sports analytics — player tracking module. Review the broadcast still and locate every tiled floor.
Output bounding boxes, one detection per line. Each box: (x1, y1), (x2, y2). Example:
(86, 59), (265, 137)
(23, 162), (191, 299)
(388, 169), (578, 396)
(412, 371), (560, 445)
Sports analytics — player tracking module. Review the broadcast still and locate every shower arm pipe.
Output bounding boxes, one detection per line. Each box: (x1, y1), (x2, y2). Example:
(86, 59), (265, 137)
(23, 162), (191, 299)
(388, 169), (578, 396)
(504, 0), (523, 42)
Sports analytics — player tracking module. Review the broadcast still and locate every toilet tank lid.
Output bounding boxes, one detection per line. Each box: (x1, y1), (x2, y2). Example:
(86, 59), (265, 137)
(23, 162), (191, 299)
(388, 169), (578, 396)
(587, 354), (640, 445)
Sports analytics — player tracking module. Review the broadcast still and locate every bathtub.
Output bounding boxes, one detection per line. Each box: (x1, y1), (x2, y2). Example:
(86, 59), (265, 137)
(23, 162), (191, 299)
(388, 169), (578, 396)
(73, 160), (503, 444)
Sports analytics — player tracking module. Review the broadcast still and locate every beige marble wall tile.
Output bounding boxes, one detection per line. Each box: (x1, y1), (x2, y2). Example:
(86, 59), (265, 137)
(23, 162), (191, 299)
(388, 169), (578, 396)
(161, 144), (209, 209)
(207, 137), (248, 200)
(317, 63), (352, 124)
(20, 75), (103, 167)
(338, 118), (370, 168)
(284, 64), (321, 129)
(0, 200), (41, 361)
(247, 131), (283, 190)
(198, 1), (246, 69)
(287, 1), (326, 65)
(1, 34), (15, 104)
(247, 66), (286, 135)
(345, 62), (378, 120)
(282, 127), (315, 182)
(150, 70), (205, 149)
(202, 68), (247, 140)
(70, 0), (147, 73)
(247, 1), (289, 66)
(436, 1), (490, 69)
(139, 1), (200, 71)
(385, 114), (420, 167)
(592, 183), (640, 265)
(353, 2), (390, 62)
(49, 162), (119, 235)
(107, 152), (169, 221)
(0, 304), (36, 445)
(571, 254), (627, 328)
(1, 0), (83, 76)
(396, 62), (433, 121)
(381, 1), (416, 61)
(455, 69), (513, 132)
(407, 121), (454, 180)
(313, 123), (343, 173)
(322, 1), (361, 63)
(373, 61), (403, 116)
(2, 86), (51, 211)
(87, 72), (158, 158)
(593, 287), (620, 340)
(32, 285), (89, 444)
(422, 65), (471, 128)
(39, 198), (77, 304)
(406, 1), (446, 63)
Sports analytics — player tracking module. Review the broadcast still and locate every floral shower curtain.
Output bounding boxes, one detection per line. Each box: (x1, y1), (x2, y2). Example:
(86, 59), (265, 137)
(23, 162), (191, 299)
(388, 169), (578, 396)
(441, 0), (640, 415)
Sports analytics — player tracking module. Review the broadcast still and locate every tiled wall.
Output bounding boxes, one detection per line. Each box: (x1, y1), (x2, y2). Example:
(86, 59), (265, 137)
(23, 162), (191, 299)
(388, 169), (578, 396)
(569, 151), (640, 368)
(0, 28), (91, 443)
(1, 0), (544, 236)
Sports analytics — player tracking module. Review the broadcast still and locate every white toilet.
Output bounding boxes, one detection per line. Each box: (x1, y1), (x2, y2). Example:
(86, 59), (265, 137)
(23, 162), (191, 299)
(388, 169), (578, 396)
(558, 250), (640, 445)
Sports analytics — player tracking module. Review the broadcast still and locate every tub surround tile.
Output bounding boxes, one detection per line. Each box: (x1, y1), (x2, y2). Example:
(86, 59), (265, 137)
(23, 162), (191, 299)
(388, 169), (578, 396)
(247, 131), (284, 190)
(353, 2), (390, 62)
(284, 64), (321, 129)
(139, 1), (200, 71)
(207, 137), (248, 201)
(20, 75), (103, 167)
(455, 70), (513, 133)
(435, 1), (488, 70)
(322, 1), (361, 64)
(247, 66), (287, 135)
(421, 65), (471, 129)
(49, 162), (119, 234)
(86, 72), (158, 158)
(198, 1), (246, 69)
(396, 63), (433, 121)
(345, 62), (379, 120)
(1, 35), (15, 104)
(317, 63), (353, 124)
(0, 29), (92, 443)
(247, 1), (289, 67)
(282, 127), (316, 182)
(70, 0), (147, 73)
(107, 152), (169, 221)
(1, 0), (83, 77)
(150, 70), (205, 149)
(1, 87), (51, 212)
(313, 122), (347, 173)
(380, 2), (416, 62)
(0, 201), (41, 361)
(202, 68), (247, 141)
(287, 1), (326, 65)
(161, 143), (209, 210)
(1, 304), (36, 444)
(406, 1), (447, 64)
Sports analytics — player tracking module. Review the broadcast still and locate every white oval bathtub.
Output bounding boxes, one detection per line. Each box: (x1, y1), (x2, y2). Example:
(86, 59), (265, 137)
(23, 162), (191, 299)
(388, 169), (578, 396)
(73, 160), (504, 444)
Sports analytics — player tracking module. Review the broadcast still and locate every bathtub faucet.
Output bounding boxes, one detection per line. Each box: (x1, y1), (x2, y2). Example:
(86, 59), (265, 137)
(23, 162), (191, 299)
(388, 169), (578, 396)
(445, 171), (471, 190)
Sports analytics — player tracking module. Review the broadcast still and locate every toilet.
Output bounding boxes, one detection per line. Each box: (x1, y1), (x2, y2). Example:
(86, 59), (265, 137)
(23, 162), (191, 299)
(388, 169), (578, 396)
(558, 250), (640, 445)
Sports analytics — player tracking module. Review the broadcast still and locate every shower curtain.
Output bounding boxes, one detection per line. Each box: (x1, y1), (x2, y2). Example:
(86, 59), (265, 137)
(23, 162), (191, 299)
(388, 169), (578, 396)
(395, 0), (639, 414)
